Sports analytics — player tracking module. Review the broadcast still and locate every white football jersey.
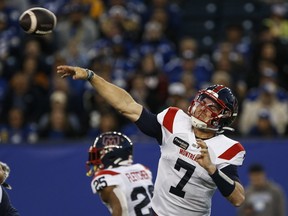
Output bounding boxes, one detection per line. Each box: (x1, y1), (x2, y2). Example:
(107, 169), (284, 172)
(152, 107), (246, 216)
(91, 163), (154, 216)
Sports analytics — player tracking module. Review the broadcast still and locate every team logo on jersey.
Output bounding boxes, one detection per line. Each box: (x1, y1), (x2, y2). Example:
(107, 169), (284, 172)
(173, 137), (189, 150)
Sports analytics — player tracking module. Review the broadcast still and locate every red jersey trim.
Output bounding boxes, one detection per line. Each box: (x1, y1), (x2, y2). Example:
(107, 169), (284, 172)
(163, 107), (179, 133)
(218, 143), (245, 160)
(95, 170), (120, 177)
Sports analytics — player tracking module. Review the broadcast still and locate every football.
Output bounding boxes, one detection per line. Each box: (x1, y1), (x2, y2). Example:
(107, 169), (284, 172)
(19, 7), (57, 35)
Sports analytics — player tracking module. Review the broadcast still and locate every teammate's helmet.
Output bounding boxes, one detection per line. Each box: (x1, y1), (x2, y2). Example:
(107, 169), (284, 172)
(187, 84), (238, 132)
(86, 131), (133, 176)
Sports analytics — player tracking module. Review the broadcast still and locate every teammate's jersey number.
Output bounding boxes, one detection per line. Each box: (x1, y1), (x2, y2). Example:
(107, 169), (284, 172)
(131, 185), (154, 216)
(169, 158), (196, 198)
(94, 176), (108, 191)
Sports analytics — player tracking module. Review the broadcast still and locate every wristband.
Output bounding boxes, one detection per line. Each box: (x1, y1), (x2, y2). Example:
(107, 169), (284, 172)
(209, 169), (235, 197)
(85, 69), (95, 81)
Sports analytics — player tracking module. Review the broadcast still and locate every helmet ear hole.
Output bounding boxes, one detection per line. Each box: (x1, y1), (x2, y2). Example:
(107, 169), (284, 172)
(211, 119), (219, 127)
(222, 110), (232, 118)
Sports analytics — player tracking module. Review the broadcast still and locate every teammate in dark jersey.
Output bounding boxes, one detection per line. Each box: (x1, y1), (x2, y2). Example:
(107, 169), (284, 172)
(57, 65), (246, 215)
(0, 162), (20, 216)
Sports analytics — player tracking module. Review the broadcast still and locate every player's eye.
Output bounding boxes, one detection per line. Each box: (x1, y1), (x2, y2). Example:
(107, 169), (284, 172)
(207, 103), (220, 112)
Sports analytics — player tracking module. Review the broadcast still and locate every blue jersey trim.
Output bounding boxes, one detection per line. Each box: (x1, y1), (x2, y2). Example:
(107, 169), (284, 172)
(135, 108), (162, 144)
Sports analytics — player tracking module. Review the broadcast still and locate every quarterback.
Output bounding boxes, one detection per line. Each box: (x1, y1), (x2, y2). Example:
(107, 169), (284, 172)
(57, 65), (246, 215)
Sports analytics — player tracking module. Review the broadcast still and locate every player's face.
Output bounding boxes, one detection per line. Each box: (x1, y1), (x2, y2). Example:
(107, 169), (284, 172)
(193, 97), (221, 122)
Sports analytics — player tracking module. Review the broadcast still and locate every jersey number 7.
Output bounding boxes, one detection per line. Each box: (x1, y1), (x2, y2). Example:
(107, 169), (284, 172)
(169, 158), (196, 198)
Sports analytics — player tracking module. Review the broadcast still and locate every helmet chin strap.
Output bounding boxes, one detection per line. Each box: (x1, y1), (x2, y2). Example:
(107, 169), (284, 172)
(86, 165), (98, 177)
(191, 116), (235, 133)
(191, 116), (218, 132)
(222, 127), (235, 131)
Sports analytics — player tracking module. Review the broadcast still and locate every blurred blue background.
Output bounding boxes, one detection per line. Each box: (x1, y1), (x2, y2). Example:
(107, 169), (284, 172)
(1, 138), (287, 216)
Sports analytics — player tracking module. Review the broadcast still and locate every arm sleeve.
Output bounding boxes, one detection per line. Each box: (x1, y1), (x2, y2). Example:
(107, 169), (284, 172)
(220, 165), (240, 182)
(135, 108), (162, 144)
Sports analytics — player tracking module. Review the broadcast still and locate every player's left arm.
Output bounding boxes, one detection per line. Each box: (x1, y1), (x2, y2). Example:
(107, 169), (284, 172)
(206, 164), (245, 207)
(100, 186), (128, 216)
(196, 139), (245, 207)
(219, 165), (245, 207)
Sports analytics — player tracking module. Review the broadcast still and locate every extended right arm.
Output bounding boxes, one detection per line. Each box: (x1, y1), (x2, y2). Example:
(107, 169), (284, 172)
(57, 66), (143, 122)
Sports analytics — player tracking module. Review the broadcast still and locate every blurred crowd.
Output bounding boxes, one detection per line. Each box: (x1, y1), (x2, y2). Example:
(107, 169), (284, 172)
(0, 0), (288, 144)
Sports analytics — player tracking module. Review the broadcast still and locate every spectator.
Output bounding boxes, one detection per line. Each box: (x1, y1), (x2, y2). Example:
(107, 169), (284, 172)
(249, 42), (281, 88)
(252, 61), (288, 101)
(136, 53), (169, 113)
(88, 19), (137, 88)
(247, 109), (279, 137)
(55, 2), (99, 52)
(104, 0), (147, 28)
(82, 0), (105, 21)
(87, 111), (120, 138)
(0, 107), (38, 144)
(58, 39), (89, 68)
(149, 7), (175, 43)
(127, 73), (149, 109)
(238, 163), (286, 216)
(180, 72), (197, 101)
(163, 37), (213, 89)
(0, 12), (21, 64)
(136, 21), (176, 68)
(262, 3), (288, 42)
(212, 23), (251, 67)
(21, 56), (50, 96)
(0, 10), (21, 79)
(146, 0), (181, 43)
(37, 90), (81, 140)
(165, 82), (189, 111)
(105, 5), (141, 40)
(0, 72), (45, 123)
(249, 36), (288, 91)
(211, 70), (232, 89)
(213, 45), (248, 105)
(239, 82), (288, 135)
